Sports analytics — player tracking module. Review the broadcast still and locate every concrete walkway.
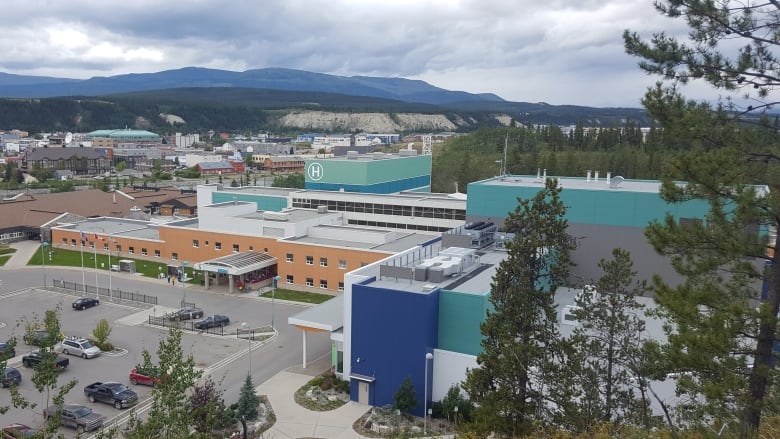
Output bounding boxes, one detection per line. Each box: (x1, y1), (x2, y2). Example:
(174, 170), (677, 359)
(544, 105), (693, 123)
(5, 240), (40, 268)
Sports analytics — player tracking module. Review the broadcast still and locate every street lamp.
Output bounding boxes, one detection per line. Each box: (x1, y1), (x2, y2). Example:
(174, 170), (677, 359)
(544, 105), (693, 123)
(424, 352), (433, 435)
(270, 275), (281, 330)
(40, 241), (49, 287)
(241, 322), (251, 373)
(181, 261), (190, 306)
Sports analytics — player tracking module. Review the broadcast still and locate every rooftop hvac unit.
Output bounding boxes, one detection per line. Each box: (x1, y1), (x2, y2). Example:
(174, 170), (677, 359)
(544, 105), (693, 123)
(316, 205), (328, 214)
(372, 152), (385, 160)
(262, 211), (289, 221)
(347, 151), (359, 159)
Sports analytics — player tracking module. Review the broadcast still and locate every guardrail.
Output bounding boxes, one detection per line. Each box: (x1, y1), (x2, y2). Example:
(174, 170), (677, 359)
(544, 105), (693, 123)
(52, 280), (158, 305)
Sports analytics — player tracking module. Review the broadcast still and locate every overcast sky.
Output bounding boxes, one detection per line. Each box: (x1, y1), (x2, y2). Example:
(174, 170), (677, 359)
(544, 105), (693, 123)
(0, 0), (726, 108)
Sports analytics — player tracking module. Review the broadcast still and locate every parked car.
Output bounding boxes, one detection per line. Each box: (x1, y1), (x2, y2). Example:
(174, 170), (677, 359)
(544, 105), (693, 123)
(84, 382), (138, 409)
(72, 297), (99, 310)
(0, 342), (15, 359)
(56, 337), (101, 359)
(1, 367), (21, 388)
(21, 351), (69, 370)
(194, 315), (230, 330)
(167, 306), (204, 321)
(22, 330), (61, 347)
(129, 367), (163, 387)
(2, 423), (39, 438)
(44, 403), (104, 433)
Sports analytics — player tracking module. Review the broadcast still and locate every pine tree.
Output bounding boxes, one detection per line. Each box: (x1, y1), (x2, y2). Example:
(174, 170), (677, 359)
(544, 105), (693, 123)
(393, 376), (418, 415)
(549, 249), (650, 432)
(462, 178), (575, 438)
(235, 374), (260, 421)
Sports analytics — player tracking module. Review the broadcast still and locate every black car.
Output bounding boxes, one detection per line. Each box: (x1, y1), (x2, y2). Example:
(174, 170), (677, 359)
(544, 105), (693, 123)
(72, 297), (99, 310)
(167, 307), (204, 321)
(1, 367), (21, 387)
(194, 315), (230, 330)
(21, 351), (69, 370)
(22, 330), (50, 346)
(0, 342), (15, 359)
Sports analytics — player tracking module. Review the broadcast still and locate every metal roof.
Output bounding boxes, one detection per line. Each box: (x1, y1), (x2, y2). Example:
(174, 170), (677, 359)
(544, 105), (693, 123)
(194, 251), (277, 275)
(288, 295), (343, 332)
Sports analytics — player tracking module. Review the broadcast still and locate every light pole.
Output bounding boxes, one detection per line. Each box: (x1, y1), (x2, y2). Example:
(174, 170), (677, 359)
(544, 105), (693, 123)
(424, 352), (433, 435)
(107, 245), (113, 300)
(270, 275), (281, 329)
(241, 322), (251, 373)
(181, 261), (190, 306)
(40, 241), (49, 287)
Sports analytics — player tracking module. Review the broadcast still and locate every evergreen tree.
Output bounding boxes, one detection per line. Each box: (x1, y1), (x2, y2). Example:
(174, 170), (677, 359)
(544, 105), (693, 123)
(393, 376), (418, 415)
(124, 327), (202, 438)
(549, 249), (650, 432)
(235, 374), (260, 421)
(625, 2), (780, 435)
(462, 178), (575, 438)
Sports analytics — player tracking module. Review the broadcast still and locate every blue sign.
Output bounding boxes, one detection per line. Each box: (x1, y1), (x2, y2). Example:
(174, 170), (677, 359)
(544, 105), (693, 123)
(217, 268), (228, 274)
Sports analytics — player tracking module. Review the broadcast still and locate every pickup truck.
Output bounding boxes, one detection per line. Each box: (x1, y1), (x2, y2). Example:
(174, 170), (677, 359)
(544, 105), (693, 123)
(83, 382), (138, 409)
(44, 403), (104, 432)
(21, 351), (69, 370)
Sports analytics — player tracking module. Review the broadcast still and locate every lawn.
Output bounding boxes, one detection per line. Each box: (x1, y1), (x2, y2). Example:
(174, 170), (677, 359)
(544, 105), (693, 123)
(0, 255), (10, 266)
(27, 245), (197, 281)
(260, 288), (334, 304)
(0, 247), (16, 256)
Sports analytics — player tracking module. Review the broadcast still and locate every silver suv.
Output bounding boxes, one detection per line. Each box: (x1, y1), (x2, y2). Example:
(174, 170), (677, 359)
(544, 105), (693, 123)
(56, 337), (101, 359)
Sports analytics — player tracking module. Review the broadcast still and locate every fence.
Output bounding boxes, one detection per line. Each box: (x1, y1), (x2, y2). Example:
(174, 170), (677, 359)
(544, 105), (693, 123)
(147, 315), (230, 336)
(53, 279), (158, 305)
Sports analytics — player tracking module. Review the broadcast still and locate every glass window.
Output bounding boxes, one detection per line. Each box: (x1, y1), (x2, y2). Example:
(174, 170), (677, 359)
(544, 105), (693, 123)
(338, 282), (344, 291)
(232, 244), (239, 253)
(306, 256), (314, 265)
(305, 277), (313, 287)
(115, 244), (121, 253)
(154, 249), (160, 257)
(141, 248), (147, 256)
(62, 238), (67, 244)
(320, 257), (328, 267)
(89, 242), (94, 249)
(320, 280), (328, 289)
(215, 242), (222, 250)
(286, 253), (293, 262)
(172, 252), (178, 260)
(129, 246), (135, 254)
(339, 259), (347, 269)
(103, 243), (109, 251)
(192, 239), (199, 248)
(286, 274), (293, 284)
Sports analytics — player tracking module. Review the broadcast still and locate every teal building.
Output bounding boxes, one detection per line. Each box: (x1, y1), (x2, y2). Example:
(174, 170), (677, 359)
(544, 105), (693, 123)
(304, 152), (431, 194)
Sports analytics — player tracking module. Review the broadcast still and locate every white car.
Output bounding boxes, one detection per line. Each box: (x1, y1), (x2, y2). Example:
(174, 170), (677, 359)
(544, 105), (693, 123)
(56, 337), (101, 359)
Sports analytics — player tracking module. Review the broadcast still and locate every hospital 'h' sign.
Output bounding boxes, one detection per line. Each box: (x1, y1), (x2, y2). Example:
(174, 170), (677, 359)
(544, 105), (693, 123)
(307, 162), (324, 181)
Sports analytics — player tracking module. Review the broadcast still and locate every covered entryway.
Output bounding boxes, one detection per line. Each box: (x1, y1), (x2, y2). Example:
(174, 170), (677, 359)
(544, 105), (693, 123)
(288, 296), (343, 370)
(194, 251), (277, 293)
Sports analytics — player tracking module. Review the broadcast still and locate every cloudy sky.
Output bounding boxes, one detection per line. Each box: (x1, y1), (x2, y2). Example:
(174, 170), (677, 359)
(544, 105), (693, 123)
(0, 0), (724, 107)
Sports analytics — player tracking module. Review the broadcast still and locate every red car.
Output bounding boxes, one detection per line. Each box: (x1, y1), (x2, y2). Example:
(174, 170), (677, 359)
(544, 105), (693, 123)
(129, 368), (162, 387)
(2, 423), (39, 438)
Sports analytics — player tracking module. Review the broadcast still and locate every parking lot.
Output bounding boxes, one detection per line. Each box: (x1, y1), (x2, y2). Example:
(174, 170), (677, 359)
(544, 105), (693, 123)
(0, 288), (252, 437)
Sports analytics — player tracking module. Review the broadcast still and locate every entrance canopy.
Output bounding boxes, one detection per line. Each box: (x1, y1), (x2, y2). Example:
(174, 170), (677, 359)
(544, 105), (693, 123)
(194, 251), (277, 276)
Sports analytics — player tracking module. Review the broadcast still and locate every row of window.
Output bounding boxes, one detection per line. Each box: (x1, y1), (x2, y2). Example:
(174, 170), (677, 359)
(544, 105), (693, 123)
(285, 254), (348, 269)
(284, 274), (344, 291)
(347, 219), (451, 232)
(192, 239), (250, 252)
(292, 198), (466, 220)
(64, 239), (162, 258)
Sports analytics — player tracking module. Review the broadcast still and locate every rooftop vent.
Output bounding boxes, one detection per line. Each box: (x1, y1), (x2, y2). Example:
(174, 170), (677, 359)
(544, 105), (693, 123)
(346, 151), (359, 160)
(372, 152), (385, 160)
(316, 205), (328, 214)
(609, 175), (625, 189)
(263, 211), (289, 221)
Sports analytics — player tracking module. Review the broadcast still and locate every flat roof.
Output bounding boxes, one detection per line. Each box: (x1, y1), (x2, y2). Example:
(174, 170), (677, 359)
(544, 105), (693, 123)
(55, 217), (161, 241)
(237, 209), (329, 222)
(284, 227), (439, 253)
(288, 295), (343, 332)
(291, 189), (466, 207)
(476, 175), (663, 194)
(214, 186), (299, 197)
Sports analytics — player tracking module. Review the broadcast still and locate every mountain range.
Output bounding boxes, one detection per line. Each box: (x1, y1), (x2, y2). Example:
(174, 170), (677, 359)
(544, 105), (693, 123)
(0, 67), (651, 132)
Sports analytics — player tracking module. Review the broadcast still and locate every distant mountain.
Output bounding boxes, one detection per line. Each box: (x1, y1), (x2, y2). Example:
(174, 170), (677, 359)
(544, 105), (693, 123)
(0, 67), (504, 106)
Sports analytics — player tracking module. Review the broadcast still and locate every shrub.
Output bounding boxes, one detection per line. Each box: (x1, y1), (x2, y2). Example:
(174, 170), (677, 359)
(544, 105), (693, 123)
(91, 319), (113, 351)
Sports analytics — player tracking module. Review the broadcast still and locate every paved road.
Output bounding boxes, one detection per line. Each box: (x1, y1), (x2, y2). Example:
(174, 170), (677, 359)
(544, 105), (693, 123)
(0, 265), (331, 437)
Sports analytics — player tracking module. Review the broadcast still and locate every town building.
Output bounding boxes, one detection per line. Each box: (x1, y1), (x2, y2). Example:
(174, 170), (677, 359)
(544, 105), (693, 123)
(304, 151), (431, 194)
(85, 129), (162, 148)
(19, 147), (112, 176)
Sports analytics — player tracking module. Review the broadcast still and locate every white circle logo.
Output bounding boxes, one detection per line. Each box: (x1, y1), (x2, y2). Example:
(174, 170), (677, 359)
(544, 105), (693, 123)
(307, 162), (324, 181)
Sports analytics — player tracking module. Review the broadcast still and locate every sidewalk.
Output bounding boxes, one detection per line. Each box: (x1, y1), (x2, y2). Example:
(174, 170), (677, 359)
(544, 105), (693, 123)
(4, 240), (40, 269)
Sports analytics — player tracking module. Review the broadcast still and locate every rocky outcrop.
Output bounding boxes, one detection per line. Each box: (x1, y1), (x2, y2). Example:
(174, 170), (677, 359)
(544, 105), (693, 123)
(276, 111), (462, 132)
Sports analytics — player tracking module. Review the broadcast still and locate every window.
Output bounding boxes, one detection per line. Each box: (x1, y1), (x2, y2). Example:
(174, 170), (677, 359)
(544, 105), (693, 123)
(320, 279), (328, 289)
(305, 277), (313, 287)
(264, 247), (268, 252)
(103, 243), (109, 251)
(115, 244), (121, 253)
(339, 259), (347, 269)
(232, 244), (239, 253)
(338, 282), (344, 291)
(154, 249), (160, 257)
(205, 240), (209, 246)
(286, 274), (294, 284)
(89, 242), (95, 249)
(172, 252), (178, 260)
(141, 248), (148, 256)
(320, 257), (328, 267)
(71, 239), (76, 246)
(215, 242), (221, 250)
(62, 238), (67, 245)
(249, 246), (253, 251)
(286, 253), (294, 262)
(306, 256), (314, 265)
(129, 246), (135, 254)
(192, 239), (199, 248)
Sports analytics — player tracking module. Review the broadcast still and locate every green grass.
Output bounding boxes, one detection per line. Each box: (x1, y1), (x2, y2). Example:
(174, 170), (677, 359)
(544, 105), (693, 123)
(260, 288), (333, 304)
(27, 245), (198, 281)
(0, 255), (10, 266)
(0, 247), (16, 256)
